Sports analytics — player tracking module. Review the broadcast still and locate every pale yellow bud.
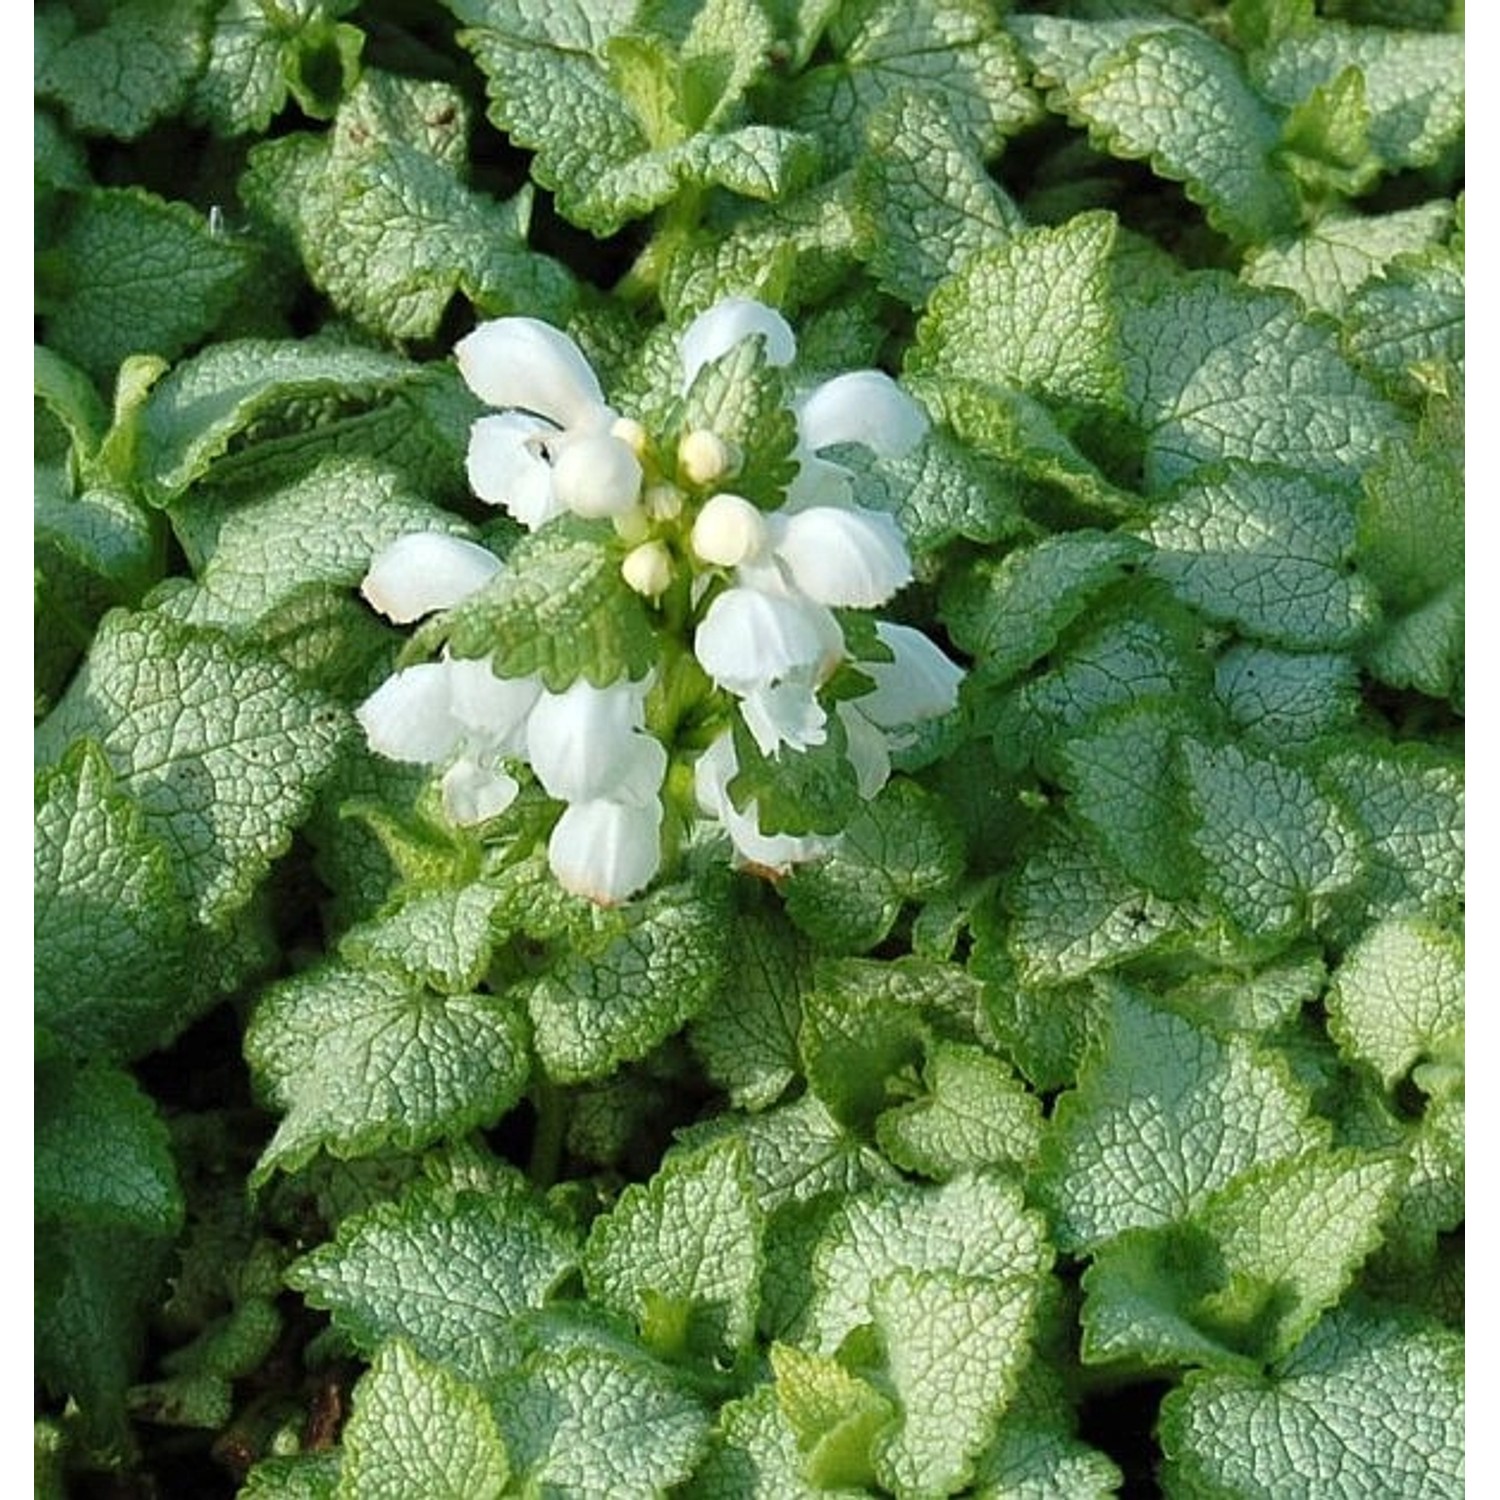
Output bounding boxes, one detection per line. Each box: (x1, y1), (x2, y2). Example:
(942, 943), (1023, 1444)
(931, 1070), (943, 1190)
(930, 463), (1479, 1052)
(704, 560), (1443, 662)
(643, 483), (684, 522)
(622, 540), (674, 599)
(612, 505), (651, 544)
(678, 428), (736, 486)
(691, 492), (766, 568)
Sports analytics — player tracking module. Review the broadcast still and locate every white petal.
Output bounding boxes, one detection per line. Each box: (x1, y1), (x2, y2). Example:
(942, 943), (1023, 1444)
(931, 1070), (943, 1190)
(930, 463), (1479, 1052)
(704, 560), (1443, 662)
(445, 659), (541, 758)
(548, 798), (663, 904)
(361, 532), (499, 623)
(858, 622), (965, 729)
(837, 702), (892, 800)
(797, 370), (928, 457)
(784, 453), (855, 513)
(356, 663), (463, 765)
(552, 431), (643, 519)
(525, 678), (651, 803)
(466, 412), (562, 529)
(441, 758), (520, 825)
(740, 681), (827, 756)
(680, 297), (796, 390)
(692, 732), (838, 872)
(774, 505), (913, 608)
(455, 317), (606, 428)
(694, 587), (843, 694)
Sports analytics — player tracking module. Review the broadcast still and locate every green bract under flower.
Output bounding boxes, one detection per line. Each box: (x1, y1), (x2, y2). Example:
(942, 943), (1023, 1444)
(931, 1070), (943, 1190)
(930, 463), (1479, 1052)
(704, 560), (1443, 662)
(355, 299), (963, 904)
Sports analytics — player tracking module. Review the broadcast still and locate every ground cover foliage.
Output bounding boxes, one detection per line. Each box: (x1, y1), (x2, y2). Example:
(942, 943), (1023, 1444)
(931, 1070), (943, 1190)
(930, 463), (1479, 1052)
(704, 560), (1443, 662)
(35, 0), (1463, 1494)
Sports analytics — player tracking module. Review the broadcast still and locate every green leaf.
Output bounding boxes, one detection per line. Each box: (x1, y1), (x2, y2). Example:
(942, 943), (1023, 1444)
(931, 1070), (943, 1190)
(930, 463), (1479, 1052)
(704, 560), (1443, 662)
(876, 1041), (1044, 1181)
(34, 740), (193, 1060)
(807, 1173), (1051, 1355)
(1242, 201), (1455, 316)
(35, 344), (107, 461)
(688, 899), (812, 1111)
(493, 1342), (709, 1497)
(35, 611), (347, 928)
(36, 483), (157, 610)
(1214, 645), (1361, 751)
(1343, 247), (1463, 403)
(1316, 740), (1463, 923)
(583, 1138), (763, 1363)
(339, 881), (508, 994)
(938, 531), (1147, 686)
(1139, 461), (1379, 649)
(1040, 981), (1324, 1251)
(1011, 15), (1299, 245)
(138, 338), (428, 501)
(1120, 275), (1403, 493)
(36, 0), (210, 140)
(1005, 823), (1194, 986)
(412, 524), (658, 692)
(242, 73), (574, 341)
(1326, 917), (1463, 1090)
(1082, 1148), (1404, 1370)
(194, 0), (363, 137)
(729, 715), (862, 838)
(966, 1375), (1123, 1498)
(1182, 739), (1366, 943)
(43, 187), (263, 384)
(240, 1453), (342, 1500)
(1252, 21), (1463, 170)
(870, 1266), (1040, 1498)
(911, 213), (1122, 411)
(35, 1062), (183, 1235)
(338, 1340), (509, 1500)
(854, 90), (1024, 308)
(246, 961), (530, 1185)
(783, 0), (1038, 172)
(288, 1177), (578, 1384)
(1159, 1305), (1463, 1498)
(170, 455), (473, 630)
(524, 870), (731, 1083)
(772, 1343), (897, 1489)
(783, 780), (965, 953)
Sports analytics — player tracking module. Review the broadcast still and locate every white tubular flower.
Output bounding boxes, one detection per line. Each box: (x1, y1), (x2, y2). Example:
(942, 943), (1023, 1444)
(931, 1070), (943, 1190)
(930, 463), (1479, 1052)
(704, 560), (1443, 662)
(680, 297), (796, 390)
(740, 677), (828, 756)
(691, 493), (768, 568)
(525, 678), (658, 804)
(787, 370), (929, 512)
(466, 412), (563, 529)
(441, 760), (521, 826)
(857, 622), (965, 733)
(361, 533), (500, 623)
(548, 797), (663, 905)
(445, 659), (541, 759)
(772, 505), (913, 608)
(694, 586), (843, 696)
(693, 732), (838, 872)
(456, 316), (607, 428)
(796, 370), (929, 458)
(551, 429), (644, 520)
(356, 662), (466, 765)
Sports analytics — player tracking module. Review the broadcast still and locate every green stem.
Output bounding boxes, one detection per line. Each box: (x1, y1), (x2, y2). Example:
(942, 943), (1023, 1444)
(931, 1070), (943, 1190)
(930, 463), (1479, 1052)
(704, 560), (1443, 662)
(527, 1078), (566, 1189)
(614, 188), (707, 308)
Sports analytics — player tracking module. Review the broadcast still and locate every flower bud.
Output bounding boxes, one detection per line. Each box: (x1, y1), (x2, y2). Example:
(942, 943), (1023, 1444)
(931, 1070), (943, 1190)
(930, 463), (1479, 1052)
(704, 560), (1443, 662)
(622, 540), (674, 599)
(678, 428), (736, 486)
(610, 415), (650, 459)
(553, 432), (643, 519)
(644, 483), (684, 522)
(691, 493), (767, 568)
(612, 506), (651, 545)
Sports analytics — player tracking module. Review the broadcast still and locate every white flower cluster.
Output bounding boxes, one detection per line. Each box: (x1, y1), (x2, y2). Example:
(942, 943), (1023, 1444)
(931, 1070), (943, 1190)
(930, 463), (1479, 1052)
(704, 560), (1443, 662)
(355, 298), (964, 905)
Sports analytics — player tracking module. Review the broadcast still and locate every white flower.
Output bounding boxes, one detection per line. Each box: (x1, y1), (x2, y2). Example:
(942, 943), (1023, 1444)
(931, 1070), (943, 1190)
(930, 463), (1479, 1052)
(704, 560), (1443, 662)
(680, 298), (796, 390)
(457, 316), (642, 530)
(693, 731), (839, 872)
(740, 677), (828, 756)
(693, 585), (843, 697)
(547, 797), (663, 905)
(355, 658), (541, 826)
(361, 533), (500, 623)
(525, 678), (663, 805)
(691, 492), (768, 568)
(855, 622), (965, 740)
(770, 504), (912, 608)
(788, 369), (929, 511)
